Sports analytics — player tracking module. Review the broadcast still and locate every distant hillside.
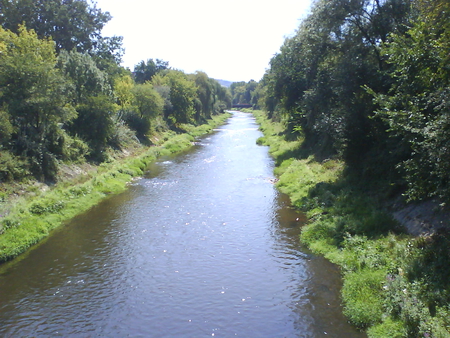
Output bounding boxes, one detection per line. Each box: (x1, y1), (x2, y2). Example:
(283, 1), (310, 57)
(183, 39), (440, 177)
(215, 79), (233, 88)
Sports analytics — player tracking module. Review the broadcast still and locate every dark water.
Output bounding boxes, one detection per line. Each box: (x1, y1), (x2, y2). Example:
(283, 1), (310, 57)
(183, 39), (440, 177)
(0, 112), (366, 337)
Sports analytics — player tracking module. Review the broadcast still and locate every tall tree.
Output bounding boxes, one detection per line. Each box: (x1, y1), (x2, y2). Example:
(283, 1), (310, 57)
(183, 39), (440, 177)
(0, 0), (112, 53)
(156, 70), (197, 125)
(0, 26), (76, 179)
(370, 0), (450, 200)
(133, 59), (169, 84)
(57, 49), (111, 104)
(261, 0), (411, 161)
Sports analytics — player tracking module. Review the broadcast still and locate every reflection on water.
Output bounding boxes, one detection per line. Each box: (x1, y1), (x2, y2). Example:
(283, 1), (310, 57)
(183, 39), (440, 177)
(0, 112), (366, 337)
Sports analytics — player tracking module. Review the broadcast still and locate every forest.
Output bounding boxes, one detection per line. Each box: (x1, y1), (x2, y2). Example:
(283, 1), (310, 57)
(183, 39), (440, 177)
(0, 0), (231, 183)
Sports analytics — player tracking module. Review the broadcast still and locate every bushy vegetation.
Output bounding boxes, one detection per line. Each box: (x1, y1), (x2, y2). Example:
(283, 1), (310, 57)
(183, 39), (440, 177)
(0, 0), (231, 182)
(255, 110), (450, 337)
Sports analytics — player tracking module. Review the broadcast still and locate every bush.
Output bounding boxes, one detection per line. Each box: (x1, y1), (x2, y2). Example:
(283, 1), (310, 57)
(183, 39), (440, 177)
(0, 151), (30, 181)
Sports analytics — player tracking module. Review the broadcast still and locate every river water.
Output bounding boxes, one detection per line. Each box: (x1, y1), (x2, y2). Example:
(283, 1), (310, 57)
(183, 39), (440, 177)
(0, 112), (365, 337)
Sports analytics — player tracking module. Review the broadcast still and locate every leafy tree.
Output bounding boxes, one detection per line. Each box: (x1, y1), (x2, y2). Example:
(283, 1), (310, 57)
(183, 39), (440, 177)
(370, 0), (450, 201)
(91, 35), (124, 66)
(0, 26), (76, 179)
(126, 83), (164, 139)
(190, 71), (214, 121)
(230, 80), (258, 106)
(69, 94), (116, 159)
(0, 0), (112, 53)
(114, 74), (134, 113)
(57, 49), (111, 104)
(230, 81), (246, 105)
(212, 80), (232, 114)
(157, 70), (197, 125)
(0, 109), (13, 145)
(134, 58), (169, 84)
(261, 0), (411, 162)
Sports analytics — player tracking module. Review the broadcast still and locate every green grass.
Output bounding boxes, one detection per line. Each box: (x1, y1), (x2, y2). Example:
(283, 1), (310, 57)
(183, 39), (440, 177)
(254, 109), (450, 338)
(0, 113), (231, 263)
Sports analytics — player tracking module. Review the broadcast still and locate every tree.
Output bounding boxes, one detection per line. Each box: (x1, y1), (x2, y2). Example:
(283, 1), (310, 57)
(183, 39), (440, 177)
(0, 26), (76, 179)
(126, 83), (164, 138)
(134, 59), (169, 84)
(370, 0), (450, 201)
(212, 81), (232, 114)
(190, 71), (213, 121)
(114, 74), (134, 113)
(261, 0), (411, 161)
(0, 0), (112, 53)
(156, 70), (197, 125)
(69, 94), (116, 159)
(57, 49), (111, 104)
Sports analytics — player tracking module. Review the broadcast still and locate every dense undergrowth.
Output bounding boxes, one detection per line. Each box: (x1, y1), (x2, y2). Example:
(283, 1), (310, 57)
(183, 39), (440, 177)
(0, 113), (230, 263)
(253, 110), (450, 338)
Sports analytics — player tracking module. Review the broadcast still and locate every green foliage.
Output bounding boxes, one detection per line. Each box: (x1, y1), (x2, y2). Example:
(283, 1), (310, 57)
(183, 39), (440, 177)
(70, 95), (116, 159)
(190, 71), (214, 121)
(157, 70), (198, 125)
(0, 25), (76, 179)
(130, 83), (163, 129)
(133, 58), (169, 84)
(29, 199), (65, 215)
(367, 318), (407, 338)
(0, 109), (13, 145)
(369, 4), (450, 201)
(0, 150), (29, 181)
(0, 0), (113, 53)
(57, 49), (111, 103)
(259, 0), (413, 178)
(230, 80), (258, 106)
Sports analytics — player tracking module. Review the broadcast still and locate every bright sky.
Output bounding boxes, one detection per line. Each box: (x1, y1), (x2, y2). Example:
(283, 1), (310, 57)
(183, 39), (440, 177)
(95, 0), (312, 82)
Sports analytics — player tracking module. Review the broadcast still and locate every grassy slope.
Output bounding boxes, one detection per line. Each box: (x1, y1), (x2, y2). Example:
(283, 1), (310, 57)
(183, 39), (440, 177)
(0, 113), (230, 263)
(253, 110), (450, 338)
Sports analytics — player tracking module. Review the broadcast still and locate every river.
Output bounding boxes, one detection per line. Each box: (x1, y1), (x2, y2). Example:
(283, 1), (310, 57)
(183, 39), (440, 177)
(0, 111), (365, 337)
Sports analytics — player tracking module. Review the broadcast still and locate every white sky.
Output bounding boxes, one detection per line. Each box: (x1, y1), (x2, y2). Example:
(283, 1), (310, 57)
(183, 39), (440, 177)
(95, 0), (312, 83)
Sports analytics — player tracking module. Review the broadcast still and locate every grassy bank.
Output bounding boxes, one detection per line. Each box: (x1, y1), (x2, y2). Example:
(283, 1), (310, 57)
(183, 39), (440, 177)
(253, 110), (450, 338)
(0, 113), (230, 263)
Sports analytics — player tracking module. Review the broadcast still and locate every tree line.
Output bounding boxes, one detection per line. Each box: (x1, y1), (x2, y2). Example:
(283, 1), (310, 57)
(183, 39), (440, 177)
(252, 0), (450, 204)
(0, 0), (231, 182)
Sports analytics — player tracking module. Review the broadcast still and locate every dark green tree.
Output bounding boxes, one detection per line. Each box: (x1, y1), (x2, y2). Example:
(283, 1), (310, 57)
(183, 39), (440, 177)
(126, 83), (164, 139)
(370, 0), (450, 201)
(0, 26), (76, 179)
(133, 59), (169, 84)
(57, 49), (111, 104)
(0, 0), (112, 53)
(156, 70), (197, 125)
(261, 0), (411, 162)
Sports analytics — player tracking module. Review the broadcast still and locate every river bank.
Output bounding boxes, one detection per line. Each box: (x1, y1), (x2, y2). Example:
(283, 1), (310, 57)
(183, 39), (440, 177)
(252, 109), (450, 338)
(0, 114), (230, 263)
